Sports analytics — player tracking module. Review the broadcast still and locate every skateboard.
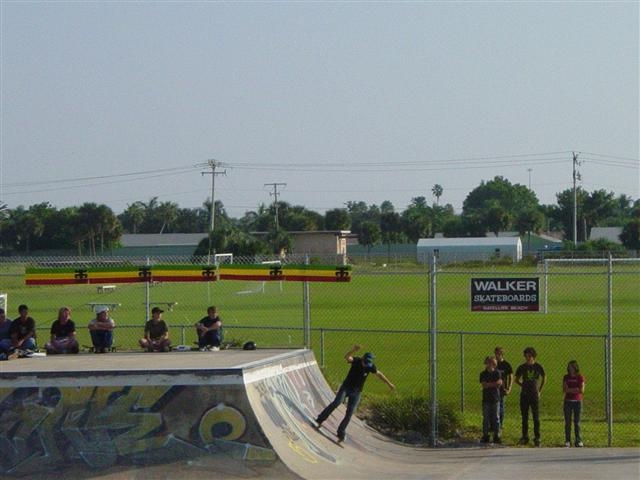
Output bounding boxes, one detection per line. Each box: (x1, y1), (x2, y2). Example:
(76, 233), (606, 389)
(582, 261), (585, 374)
(311, 421), (345, 447)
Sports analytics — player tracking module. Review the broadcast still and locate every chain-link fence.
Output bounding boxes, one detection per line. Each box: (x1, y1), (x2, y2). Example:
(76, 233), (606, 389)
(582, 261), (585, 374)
(0, 254), (638, 446)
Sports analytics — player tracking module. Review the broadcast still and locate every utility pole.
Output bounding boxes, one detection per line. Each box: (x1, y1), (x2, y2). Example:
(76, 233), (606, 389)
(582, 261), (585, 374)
(264, 182), (286, 232)
(201, 159), (226, 255)
(572, 152), (581, 245)
(527, 168), (532, 190)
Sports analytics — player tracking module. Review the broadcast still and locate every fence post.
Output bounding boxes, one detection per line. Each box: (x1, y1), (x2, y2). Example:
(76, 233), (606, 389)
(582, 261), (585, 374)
(320, 328), (325, 369)
(606, 253), (613, 446)
(303, 254), (311, 348)
(145, 256), (151, 321)
(543, 259), (549, 314)
(459, 332), (465, 413)
(429, 254), (438, 447)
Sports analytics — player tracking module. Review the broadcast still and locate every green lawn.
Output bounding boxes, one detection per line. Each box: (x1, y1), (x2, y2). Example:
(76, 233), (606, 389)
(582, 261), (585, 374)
(1, 261), (638, 445)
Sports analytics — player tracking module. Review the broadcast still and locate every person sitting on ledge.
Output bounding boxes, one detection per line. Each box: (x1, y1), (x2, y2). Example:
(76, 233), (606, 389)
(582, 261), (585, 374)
(139, 307), (171, 352)
(45, 306), (79, 354)
(195, 305), (223, 351)
(88, 305), (115, 353)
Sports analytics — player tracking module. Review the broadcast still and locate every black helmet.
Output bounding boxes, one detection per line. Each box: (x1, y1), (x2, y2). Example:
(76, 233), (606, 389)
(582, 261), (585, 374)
(243, 341), (257, 351)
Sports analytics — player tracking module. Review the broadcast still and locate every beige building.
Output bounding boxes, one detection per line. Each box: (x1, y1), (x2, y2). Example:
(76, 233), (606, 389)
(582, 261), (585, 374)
(286, 230), (354, 256)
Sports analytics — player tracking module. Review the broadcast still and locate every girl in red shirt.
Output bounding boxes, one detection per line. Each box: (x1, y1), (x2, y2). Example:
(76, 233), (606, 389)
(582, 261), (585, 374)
(563, 360), (585, 447)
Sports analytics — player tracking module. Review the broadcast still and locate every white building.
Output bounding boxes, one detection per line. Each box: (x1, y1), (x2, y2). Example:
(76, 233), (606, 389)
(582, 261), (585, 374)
(417, 237), (523, 264)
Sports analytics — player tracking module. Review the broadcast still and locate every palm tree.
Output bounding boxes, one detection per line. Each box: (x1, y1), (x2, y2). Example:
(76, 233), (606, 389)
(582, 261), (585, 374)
(0, 203), (8, 222)
(121, 202), (146, 233)
(432, 184), (443, 205)
(13, 211), (44, 253)
(77, 203), (98, 254)
(94, 204), (121, 252)
(157, 201), (179, 234)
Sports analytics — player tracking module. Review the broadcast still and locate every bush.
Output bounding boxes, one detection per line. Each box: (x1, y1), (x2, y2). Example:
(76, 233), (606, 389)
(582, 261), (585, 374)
(360, 394), (463, 444)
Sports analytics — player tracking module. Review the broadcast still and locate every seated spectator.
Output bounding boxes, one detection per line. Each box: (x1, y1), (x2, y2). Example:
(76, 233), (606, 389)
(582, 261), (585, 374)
(195, 306), (223, 351)
(7, 304), (37, 352)
(139, 307), (171, 352)
(0, 308), (13, 354)
(88, 305), (115, 353)
(44, 307), (80, 354)
(45, 306), (79, 354)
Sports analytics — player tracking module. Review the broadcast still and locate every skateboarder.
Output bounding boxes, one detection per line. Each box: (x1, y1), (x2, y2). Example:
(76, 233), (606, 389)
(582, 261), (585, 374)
(315, 344), (395, 442)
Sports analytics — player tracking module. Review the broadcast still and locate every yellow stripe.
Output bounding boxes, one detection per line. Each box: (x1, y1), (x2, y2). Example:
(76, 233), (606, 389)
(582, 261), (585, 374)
(285, 268), (335, 277)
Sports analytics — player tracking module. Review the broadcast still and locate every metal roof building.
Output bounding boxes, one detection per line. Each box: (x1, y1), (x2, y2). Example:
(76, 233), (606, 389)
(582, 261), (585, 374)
(417, 236), (522, 264)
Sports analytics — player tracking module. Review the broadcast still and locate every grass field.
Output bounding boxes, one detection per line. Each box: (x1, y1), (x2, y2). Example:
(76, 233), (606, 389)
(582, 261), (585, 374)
(1, 261), (638, 446)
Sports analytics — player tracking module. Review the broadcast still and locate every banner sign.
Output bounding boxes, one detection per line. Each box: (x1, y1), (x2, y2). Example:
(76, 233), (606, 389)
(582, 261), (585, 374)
(218, 264), (351, 282)
(26, 264), (351, 285)
(25, 266), (147, 285)
(471, 277), (539, 312)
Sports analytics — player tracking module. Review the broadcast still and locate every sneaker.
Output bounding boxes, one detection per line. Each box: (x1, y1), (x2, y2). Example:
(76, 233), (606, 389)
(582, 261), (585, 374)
(575, 441), (584, 447)
(337, 433), (345, 443)
(211, 346), (220, 351)
(199, 348), (207, 352)
(534, 438), (541, 447)
(519, 437), (529, 445)
(565, 442), (571, 448)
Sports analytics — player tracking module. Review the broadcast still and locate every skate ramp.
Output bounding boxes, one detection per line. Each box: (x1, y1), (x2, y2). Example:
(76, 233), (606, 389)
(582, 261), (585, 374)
(243, 349), (445, 479)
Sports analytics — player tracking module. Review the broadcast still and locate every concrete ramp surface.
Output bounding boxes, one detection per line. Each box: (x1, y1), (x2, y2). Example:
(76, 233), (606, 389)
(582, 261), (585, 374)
(1, 349), (638, 479)
(244, 349), (435, 479)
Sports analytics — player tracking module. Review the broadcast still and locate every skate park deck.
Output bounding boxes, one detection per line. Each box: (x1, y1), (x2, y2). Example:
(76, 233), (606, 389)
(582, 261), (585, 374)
(1, 348), (638, 479)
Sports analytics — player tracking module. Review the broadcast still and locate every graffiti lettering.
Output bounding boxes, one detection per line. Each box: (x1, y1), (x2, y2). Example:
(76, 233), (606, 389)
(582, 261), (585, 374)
(0, 385), (263, 476)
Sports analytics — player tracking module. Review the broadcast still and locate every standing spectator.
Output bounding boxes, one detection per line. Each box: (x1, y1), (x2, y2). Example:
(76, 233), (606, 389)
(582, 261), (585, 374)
(515, 346), (546, 447)
(0, 308), (13, 354)
(563, 360), (585, 448)
(45, 306), (79, 354)
(494, 346), (514, 430)
(8, 304), (37, 352)
(315, 344), (395, 442)
(479, 356), (503, 444)
(139, 307), (171, 352)
(195, 306), (223, 351)
(88, 305), (115, 353)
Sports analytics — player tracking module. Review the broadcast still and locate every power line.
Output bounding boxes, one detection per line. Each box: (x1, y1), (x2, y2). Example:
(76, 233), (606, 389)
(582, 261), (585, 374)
(4, 165), (198, 188)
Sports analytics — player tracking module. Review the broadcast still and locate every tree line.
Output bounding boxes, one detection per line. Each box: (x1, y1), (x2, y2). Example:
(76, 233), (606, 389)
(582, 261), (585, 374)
(0, 176), (638, 255)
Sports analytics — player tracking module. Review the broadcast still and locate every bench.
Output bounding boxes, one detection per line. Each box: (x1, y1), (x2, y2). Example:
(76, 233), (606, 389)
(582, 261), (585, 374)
(97, 285), (116, 293)
(87, 302), (121, 311)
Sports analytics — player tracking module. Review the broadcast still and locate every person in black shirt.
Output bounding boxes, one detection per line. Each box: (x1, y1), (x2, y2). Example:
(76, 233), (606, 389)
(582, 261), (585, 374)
(45, 306), (79, 354)
(494, 346), (514, 430)
(315, 344), (395, 442)
(8, 304), (37, 352)
(480, 356), (503, 443)
(195, 306), (223, 351)
(515, 346), (546, 446)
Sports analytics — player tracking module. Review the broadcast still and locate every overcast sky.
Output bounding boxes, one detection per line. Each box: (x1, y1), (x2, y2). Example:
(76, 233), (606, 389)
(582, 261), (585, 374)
(1, 1), (638, 218)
